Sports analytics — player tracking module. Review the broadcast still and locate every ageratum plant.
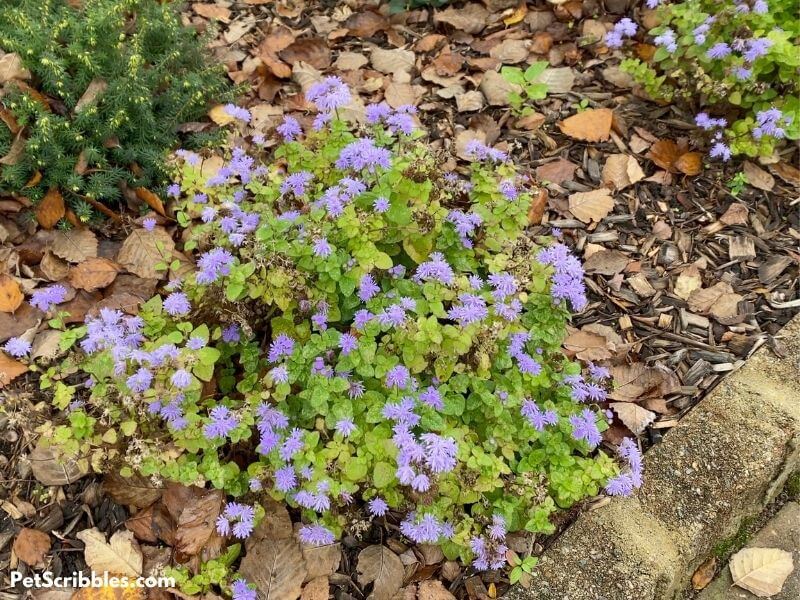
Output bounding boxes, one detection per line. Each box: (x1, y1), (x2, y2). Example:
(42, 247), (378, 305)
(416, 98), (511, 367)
(612, 0), (799, 159)
(22, 79), (642, 579)
(0, 0), (232, 217)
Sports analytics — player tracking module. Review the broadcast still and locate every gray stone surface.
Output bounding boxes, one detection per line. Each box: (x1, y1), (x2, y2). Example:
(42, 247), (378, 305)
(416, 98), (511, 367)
(697, 501), (800, 600)
(506, 314), (800, 600)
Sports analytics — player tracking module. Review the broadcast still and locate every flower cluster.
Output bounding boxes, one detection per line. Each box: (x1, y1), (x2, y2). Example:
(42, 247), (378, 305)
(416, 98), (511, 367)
(47, 79), (635, 571)
(619, 0), (799, 159)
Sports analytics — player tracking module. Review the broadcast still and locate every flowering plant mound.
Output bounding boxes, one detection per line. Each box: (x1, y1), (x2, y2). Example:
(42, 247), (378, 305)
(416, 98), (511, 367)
(616, 0), (799, 159)
(28, 79), (641, 575)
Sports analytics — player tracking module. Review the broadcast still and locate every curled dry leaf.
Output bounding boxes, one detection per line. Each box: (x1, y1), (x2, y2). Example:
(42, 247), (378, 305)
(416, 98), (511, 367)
(434, 3), (490, 34)
(0, 274), (23, 312)
(602, 154), (645, 191)
(564, 323), (625, 362)
(344, 11), (390, 38)
(103, 471), (163, 509)
(611, 402), (656, 435)
(192, 3), (231, 22)
(35, 188), (65, 230)
(536, 158), (577, 184)
(51, 228), (99, 263)
(31, 329), (64, 362)
(134, 187), (166, 217)
(357, 545), (404, 600)
(688, 282), (742, 320)
(0, 303), (43, 343)
(370, 48), (415, 75)
(279, 38), (332, 70)
(239, 519), (307, 600)
(527, 188), (548, 225)
(208, 104), (235, 126)
(480, 70), (521, 106)
(77, 528), (143, 577)
(608, 363), (680, 402)
(730, 547), (794, 597)
(40, 250), (70, 281)
(68, 257), (119, 292)
(13, 528), (51, 567)
(174, 488), (224, 556)
(691, 556), (717, 590)
(568, 188), (614, 223)
(74, 79), (108, 113)
(557, 108), (613, 142)
(116, 228), (175, 280)
(532, 67), (576, 94)
(646, 139), (681, 172)
(28, 440), (89, 485)
(742, 161), (775, 192)
(674, 152), (703, 176)
(583, 249), (630, 276)
(0, 352), (27, 389)
(0, 52), (31, 83)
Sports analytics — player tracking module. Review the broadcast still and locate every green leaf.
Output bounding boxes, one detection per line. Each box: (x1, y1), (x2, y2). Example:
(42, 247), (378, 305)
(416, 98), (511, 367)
(373, 461), (394, 488)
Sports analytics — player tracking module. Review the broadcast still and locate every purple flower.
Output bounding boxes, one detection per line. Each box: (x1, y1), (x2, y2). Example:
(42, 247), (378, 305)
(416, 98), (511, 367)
(419, 385), (443, 410)
(339, 333), (358, 356)
(498, 179), (518, 200)
(166, 183), (181, 198)
(126, 367), (153, 393)
(306, 76), (351, 112)
(368, 497), (389, 517)
(420, 433), (457, 473)
(187, 336), (206, 350)
(196, 248), (235, 285)
(222, 324), (241, 343)
(277, 115), (302, 141)
(223, 104), (251, 123)
(268, 333), (295, 363)
(521, 399), (558, 431)
(216, 502), (255, 539)
(753, 107), (789, 140)
(695, 112), (727, 130)
(358, 274), (380, 302)
(653, 29), (677, 53)
(569, 408), (602, 448)
(448, 294), (488, 327)
(281, 171), (313, 197)
(464, 140), (507, 162)
(744, 38), (772, 63)
(313, 238), (332, 258)
(366, 102), (392, 124)
(488, 515), (506, 541)
(170, 369), (192, 390)
(386, 109), (416, 135)
(400, 513), (443, 544)
(645, 0), (661, 7)
(274, 466), (297, 492)
(377, 304), (407, 328)
(415, 252), (454, 285)
(709, 141), (731, 162)
(706, 42), (731, 59)
(753, 0), (768, 13)
(163, 292), (191, 317)
(231, 579), (256, 600)
(298, 524), (335, 547)
(605, 30), (624, 49)
(336, 418), (356, 437)
(373, 196), (390, 213)
(3, 336), (31, 357)
(30, 285), (67, 312)
(280, 428), (304, 461)
(385, 365), (411, 389)
(205, 406), (239, 439)
(538, 243), (587, 311)
(142, 217), (157, 231)
(336, 138), (391, 173)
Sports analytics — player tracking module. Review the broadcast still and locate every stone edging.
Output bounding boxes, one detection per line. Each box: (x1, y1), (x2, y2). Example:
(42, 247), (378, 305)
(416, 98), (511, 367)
(506, 313), (800, 600)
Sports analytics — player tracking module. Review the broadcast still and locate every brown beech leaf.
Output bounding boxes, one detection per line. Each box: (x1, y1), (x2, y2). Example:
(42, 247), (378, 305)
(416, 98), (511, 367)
(646, 140), (682, 172)
(0, 274), (23, 313)
(536, 158), (577, 184)
(0, 352), (28, 388)
(74, 79), (108, 113)
(174, 488), (224, 556)
(0, 52), (31, 83)
(611, 402), (656, 435)
(730, 547), (794, 597)
(602, 154), (645, 191)
(674, 152), (703, 176)
(357, 545), (404, 600)
(433, 3), (490, 34)
(0, 129), (27, 166)
(770, 161), (800, 186)
(77, 528), (142, 577)
(688, 282), (742, 319)
(103, 471), (163, 509)
(134, 187), (166, 216)
(564, 323), (625, 362)
(558, 108), (613, 142)
(583, 249), (630, 275)
(742, 161), (775, 191)
(28, 441), (88, 485)
(240, 514), (307, 600)
(51, 228), (98, 263)
(608, 363), (680, 402)
(527, 188), (548, 225)
(0, 303), (43, 344)
(300, 577), (329, 600)
(192, 3), (231, 22)
(125, 502), (175, 546)
(13, 528), (51, 567)
(208, 104), (235, 126)
(68, 257), (119, 292)
(692, 556), (717, 590)
(344, 11), (390, 38)
(35, 188), (66, 229)
(0, 107), (22, 134)
(116, 228), (175, 280)
(417, 580), (456, 600)
(568, 188), (614, 223)
(279, 38), (331, 70)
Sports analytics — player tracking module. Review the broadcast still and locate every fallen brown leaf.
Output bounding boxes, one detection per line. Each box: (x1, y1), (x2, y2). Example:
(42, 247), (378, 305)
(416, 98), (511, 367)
(568, 188), (614, 223)
(674, 152), (703, 176)
(536, 158), (577, 184)
(51, 228), (99, 263)
(69, 257), (119, 292)
(174, 488), (224, 556)
(357, 545), (404, 600)
(74, 79), (108, 113)
(527, 188), (548, 225)
(300, 577), (329, 600)
(742, 161), (775, 191)
(558, 108), (613, 142)
(692, 556), (717, 590)
(279, 38), (332, 70)
(0, 352), (27, 388)
(134, 187), (166, 217)
(192, 3), (231, 22)
(0, 274), (23, 313)
(608, 363), (680, 402)
(35, 188), (65, 229)
(77, 528), (143, 577)
(602, 154), (645, 191)
(434, 3), (489, 34)
(344, 11), (390, 38)
(13, 528), (51, 567)
(116, 228), (175, 280)
(28, 441), (88, 485)
(0, 52), (31, 84)
(103, 471), (163, 509)
(611, 402), (656, 435)
(646, 139), (682, 172)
